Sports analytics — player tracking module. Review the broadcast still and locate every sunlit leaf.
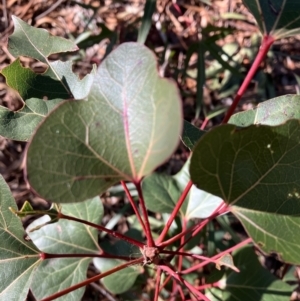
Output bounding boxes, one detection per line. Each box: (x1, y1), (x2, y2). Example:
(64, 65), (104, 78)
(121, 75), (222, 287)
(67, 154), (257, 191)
(26, 42), (182, 203)
(8, 16), (78, 62)
(229, 95), (300, 127)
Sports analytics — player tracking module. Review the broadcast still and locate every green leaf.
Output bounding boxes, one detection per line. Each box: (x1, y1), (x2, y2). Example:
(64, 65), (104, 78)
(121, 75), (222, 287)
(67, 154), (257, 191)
(190, 119), (300, 263)
(142, 172), (182, 214)
(242, 0), (300, 39)
(9, 16), (78, 62)
(0, 98), (63, 141)
(229, 95), (300, 127)
(143, 160), (222, 219)
(185, 185), (223, 219)
(137, 0), (157, 44)
(175, 160), (222, 219)
(0, 175), (40, 301)
(5, 18), (94, 100)
(26, 42), (182, 203)
(1, 59), (95, 101)
(232, 208), (300, 264)
(1, 59), (70, 100)
(191, 120), (300, 212)
(181, 120), (206, 150)
(31, 258), (91, 301)
(93, 258), (141, 294)
(207, 246), (293, 301)
(28, 197), (103, 301)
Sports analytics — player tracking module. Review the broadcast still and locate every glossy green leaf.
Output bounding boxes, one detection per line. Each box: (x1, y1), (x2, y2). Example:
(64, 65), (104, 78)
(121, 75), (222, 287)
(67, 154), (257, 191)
(93, 258), (141, 294)
(181, 120), (206, 150)
(0, 98), (63, 141)
(243, 0), (300, 39)
(26, 42), (182, 203)
(207, 246), (292, 301)
(190, 119), (300, 263)
(229, 94), (300, 127)
(8, 16), (78, 62)
(28, 197), (103, 301)
(0, 175), (40, 301)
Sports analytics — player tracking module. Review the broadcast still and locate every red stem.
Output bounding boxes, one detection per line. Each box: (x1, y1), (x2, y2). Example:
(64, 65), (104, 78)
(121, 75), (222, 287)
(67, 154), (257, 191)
(135, 181), (155, 247)
(159, 264), (210, 301)
(59, 212), (144, 248)
(177, 218), (187, 273)
(181, 237), (252, 274)
(121, 181), (146, 231)
(158, 202), (227, 249)
(40, 258), (143, 301)
(156, 180), (193, 244)
(222, 35), (275, 124)
(154, 268), (162, 301)
(40, 252), (135, 261)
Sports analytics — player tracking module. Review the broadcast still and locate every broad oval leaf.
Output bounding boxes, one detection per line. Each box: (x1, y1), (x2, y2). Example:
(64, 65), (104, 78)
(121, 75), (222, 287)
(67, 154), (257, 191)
(26, 42), (182, 203)
(28, 197), (103, 301)
(190, 119), (300, 213)
(229, 94), (300, 127)
(190, 119), (300, 263)
(243, 0), (300, 39)
(0, 175), (40, 301)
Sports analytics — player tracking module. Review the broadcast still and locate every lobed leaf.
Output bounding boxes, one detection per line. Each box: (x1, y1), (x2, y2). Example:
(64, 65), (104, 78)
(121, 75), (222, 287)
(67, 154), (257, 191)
(26, 42), (182, 203)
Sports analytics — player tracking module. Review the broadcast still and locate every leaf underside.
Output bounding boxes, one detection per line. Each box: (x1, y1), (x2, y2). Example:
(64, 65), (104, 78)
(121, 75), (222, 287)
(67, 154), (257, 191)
(26, 42), (182, 203)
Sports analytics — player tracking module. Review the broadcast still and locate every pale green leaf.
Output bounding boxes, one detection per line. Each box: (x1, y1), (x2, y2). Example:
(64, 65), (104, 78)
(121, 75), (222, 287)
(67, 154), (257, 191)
(28, 197), (103, 301)
(93, 258), (141, 294)
(26, 42), (182, 203)
(0, 98), (63, 141)
(229, 95), (300, 127)
(0, 175), (40, 301)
